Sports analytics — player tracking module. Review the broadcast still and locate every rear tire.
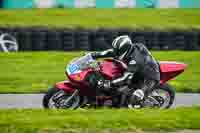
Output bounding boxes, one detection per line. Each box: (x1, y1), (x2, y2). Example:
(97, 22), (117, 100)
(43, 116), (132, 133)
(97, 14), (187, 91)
(43, 87), (80, 109)
(154, 83), (175, 108)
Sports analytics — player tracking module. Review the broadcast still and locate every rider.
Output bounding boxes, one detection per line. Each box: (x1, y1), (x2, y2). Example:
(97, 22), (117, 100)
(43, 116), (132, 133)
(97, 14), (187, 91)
(90, 35), (160, 105)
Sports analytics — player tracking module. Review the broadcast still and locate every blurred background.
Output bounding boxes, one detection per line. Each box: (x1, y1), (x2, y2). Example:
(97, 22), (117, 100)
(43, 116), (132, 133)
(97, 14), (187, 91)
(0, 0), (200, 8)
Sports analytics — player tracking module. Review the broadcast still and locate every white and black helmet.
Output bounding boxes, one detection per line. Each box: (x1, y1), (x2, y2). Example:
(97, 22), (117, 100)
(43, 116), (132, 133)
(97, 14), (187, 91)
(112, 35), (133, 60)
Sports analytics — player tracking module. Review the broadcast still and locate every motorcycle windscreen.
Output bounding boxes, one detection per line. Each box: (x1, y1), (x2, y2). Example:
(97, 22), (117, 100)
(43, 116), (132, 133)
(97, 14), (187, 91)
(66, 54), (94, 75)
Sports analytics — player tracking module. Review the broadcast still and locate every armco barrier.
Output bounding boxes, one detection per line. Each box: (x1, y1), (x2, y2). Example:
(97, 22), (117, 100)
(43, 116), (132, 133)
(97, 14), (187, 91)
(0, 27), (199, 51)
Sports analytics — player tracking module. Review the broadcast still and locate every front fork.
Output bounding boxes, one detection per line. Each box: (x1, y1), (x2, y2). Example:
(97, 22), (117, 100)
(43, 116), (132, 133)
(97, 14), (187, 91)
(63, 89), (79, 105)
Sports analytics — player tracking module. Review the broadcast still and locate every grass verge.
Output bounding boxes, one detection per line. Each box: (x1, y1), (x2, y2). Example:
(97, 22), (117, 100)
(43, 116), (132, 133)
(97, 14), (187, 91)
(0, 51), (199, 93)
(0, 9), (199, 30)
(0, 107), (200, 133)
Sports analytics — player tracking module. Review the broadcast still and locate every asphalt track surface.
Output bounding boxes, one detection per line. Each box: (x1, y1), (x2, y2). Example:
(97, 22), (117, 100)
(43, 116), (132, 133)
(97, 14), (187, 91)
(0, 93), (199, 109)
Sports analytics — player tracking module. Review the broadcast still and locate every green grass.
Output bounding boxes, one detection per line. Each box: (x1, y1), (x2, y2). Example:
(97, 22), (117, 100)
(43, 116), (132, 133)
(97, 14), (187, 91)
(0, 9), (200, 29)
(0, 51), (199, 93)
(0, 107), (200, 133)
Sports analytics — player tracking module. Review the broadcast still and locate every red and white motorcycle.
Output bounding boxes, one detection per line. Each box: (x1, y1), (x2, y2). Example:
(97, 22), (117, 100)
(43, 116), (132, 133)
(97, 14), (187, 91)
(43, 54), (187, 109)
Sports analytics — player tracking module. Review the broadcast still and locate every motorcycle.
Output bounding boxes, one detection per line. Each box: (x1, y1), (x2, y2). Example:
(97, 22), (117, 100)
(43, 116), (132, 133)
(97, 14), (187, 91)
(43, 53), (187, 109)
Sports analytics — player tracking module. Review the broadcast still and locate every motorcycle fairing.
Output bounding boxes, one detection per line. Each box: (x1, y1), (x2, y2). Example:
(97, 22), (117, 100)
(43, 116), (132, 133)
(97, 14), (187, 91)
(159, 61), (187, 84)
(60, 59), (187, 95)
(55, 81), (75, 93)
(67, 69), (93, 82)
(98, 60), (187, 84)
(55, 80), (95, 96)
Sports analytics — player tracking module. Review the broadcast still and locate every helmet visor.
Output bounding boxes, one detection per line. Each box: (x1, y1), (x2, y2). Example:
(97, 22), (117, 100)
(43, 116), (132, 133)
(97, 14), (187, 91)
(117, 43), (131, 58)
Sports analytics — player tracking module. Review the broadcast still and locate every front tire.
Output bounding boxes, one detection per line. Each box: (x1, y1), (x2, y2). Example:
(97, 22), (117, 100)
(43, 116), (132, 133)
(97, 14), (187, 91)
(43, 87), (80, 109)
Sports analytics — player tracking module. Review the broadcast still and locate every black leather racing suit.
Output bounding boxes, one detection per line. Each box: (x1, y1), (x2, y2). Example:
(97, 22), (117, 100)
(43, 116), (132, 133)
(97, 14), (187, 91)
(92, 43), (160, 97)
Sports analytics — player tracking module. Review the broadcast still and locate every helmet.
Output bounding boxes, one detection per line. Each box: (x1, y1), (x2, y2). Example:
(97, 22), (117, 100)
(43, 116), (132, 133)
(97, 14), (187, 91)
(112, 35), (133, 60)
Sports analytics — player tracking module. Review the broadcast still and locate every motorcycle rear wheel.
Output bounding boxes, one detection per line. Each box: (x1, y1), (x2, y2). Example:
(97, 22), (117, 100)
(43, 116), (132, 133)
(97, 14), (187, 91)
(128, 83), (175, 109)
(43, 87), (80, 109)
(144, 83), (175, 109)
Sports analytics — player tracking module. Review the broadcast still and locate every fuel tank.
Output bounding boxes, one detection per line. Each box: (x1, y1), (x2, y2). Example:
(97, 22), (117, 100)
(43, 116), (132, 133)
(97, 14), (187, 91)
(100, 59), (126, 80)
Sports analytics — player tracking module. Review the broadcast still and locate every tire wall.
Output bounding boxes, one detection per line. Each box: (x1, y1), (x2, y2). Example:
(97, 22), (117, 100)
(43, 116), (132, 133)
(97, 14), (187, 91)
(0, 0), (2, 8)
(0, 27), (199, 51)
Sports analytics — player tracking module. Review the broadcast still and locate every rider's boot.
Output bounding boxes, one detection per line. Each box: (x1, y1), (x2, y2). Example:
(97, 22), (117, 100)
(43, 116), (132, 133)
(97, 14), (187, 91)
(128, 89), (144, 108)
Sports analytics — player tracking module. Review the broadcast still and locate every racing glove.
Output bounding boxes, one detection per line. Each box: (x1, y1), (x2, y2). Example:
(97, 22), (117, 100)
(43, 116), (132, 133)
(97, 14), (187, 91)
(90, 49), (114, 59)
(97, 80), (111, 91)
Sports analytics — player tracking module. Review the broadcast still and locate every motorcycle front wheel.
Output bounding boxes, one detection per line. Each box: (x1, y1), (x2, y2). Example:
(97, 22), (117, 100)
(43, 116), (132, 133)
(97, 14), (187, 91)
(43, 87), (80, 109)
